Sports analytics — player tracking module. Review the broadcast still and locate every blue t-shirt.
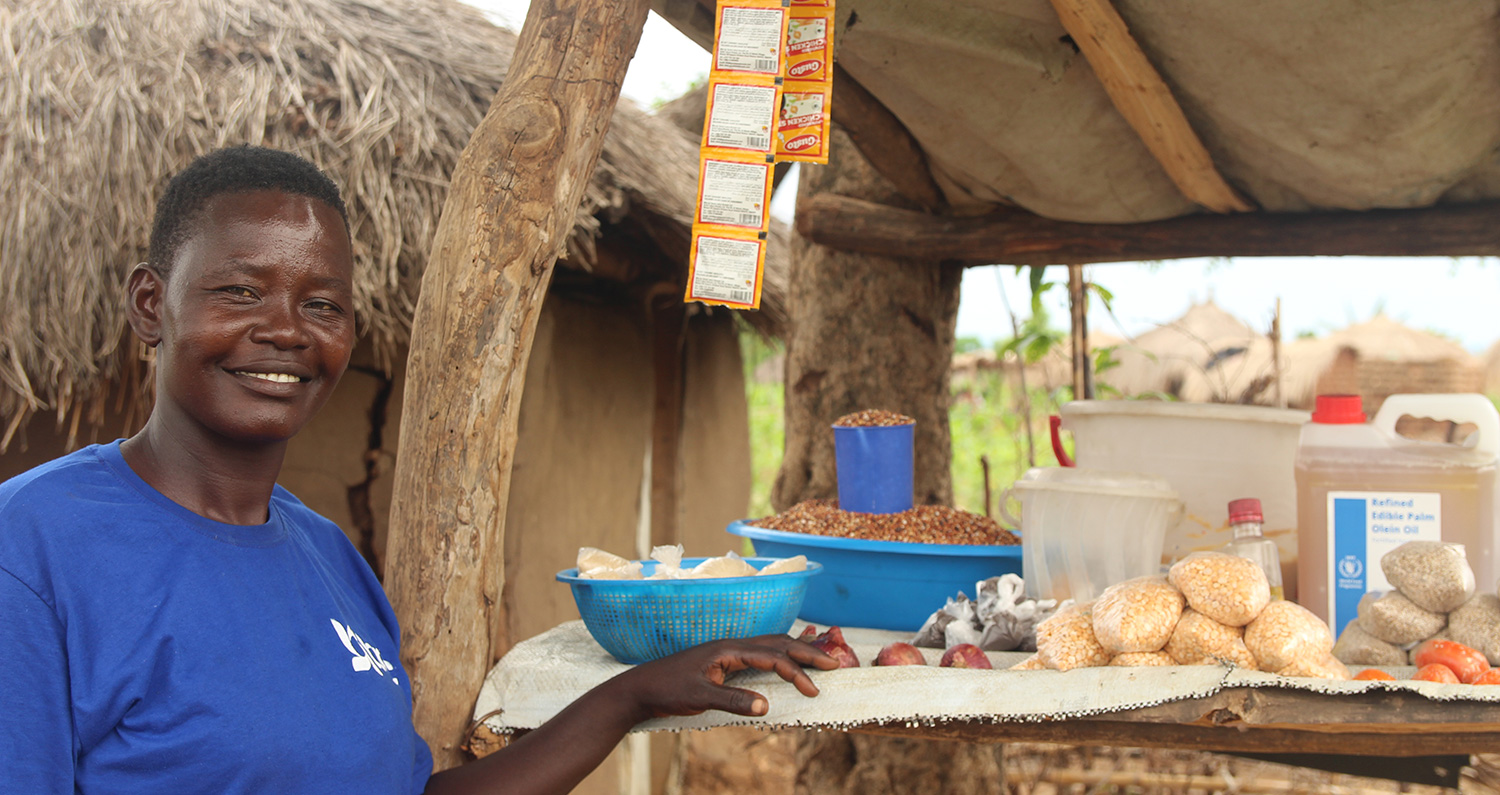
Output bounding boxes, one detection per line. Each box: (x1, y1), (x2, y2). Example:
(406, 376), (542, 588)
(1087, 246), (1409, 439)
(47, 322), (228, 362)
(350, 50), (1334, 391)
(0, 441), (433, 793)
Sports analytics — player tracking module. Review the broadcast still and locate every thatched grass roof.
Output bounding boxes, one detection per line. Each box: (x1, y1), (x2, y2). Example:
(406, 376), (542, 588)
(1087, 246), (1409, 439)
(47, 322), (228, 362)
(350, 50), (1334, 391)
(1108, 300), (1260, 397)
(1179, 314), (1483, 407)
(0, 0), (788, 448)
(1306, 314), (1477, 366)
(949, 334), (1124, 395)
(1176, 336), (1286, 405)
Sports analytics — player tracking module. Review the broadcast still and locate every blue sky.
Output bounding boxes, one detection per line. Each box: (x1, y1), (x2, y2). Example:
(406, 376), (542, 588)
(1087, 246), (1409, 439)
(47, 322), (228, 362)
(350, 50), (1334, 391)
(470, 1), (1500, 354)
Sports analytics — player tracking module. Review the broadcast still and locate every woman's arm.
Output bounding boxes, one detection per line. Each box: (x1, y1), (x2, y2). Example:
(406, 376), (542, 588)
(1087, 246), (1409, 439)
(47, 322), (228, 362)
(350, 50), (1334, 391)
(423, 634), (835, 795)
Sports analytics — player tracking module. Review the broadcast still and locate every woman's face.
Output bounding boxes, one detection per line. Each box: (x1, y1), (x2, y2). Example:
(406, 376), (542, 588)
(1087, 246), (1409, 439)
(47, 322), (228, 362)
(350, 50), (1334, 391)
(149, 189), (355, 446)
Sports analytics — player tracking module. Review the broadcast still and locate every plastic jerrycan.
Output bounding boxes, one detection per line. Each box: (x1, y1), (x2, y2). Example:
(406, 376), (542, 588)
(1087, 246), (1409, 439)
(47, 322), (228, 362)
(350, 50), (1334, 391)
(1295, 394), (1500, 636)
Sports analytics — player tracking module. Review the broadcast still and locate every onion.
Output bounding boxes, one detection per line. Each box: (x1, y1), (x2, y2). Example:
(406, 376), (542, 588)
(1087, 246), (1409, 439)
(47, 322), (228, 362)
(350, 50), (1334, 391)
(874, 642), (927, 666)
(939, 643), (992, 669)
(799, 624), (860, 668)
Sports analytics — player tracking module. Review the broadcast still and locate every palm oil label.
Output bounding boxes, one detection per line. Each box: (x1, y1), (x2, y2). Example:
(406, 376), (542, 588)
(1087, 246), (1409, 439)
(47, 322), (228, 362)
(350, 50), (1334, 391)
(1327, 491), (1441, 636)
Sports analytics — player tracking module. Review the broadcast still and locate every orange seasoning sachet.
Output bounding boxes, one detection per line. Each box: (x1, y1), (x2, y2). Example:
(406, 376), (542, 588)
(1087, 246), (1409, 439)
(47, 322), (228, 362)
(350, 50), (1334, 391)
(712, 0), (788, 78)
(774, 81), (831, 163)
(701, 75), (782, 156)
(685, 225), (767, 309)
(695, 151), (775, 233)
(785, 4), (834, 83)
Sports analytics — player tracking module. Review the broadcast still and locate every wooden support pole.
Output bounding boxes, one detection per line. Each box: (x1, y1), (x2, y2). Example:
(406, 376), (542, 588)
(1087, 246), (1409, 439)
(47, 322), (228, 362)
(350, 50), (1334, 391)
(383, 0), (649, 770)
(649, 295), (687, 550)
(1067, 264), (1092, 400)
(979, 454), (992, 519)
(795, 193), (1500, 266)
(1048, 0), (1252, 213)
(1271, 297), (1285, 409)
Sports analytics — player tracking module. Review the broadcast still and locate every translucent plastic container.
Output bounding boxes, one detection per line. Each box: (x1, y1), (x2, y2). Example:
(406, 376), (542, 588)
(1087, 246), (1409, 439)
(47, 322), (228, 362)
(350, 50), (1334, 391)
(1056, 401), (1308, 597)
(1295, 394), (1500, 637)
(1003, 468), (1183, 602)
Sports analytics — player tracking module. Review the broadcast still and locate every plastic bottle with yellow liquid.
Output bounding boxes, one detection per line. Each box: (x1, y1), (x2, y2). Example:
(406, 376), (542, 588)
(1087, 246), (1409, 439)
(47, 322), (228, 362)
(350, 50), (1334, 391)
(1295, 394), (1500, 637)
(1222, 498), (1283, 600)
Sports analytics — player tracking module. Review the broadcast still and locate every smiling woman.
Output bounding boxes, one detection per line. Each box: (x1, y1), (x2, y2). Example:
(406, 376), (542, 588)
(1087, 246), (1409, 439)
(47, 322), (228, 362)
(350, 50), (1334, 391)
(128, 188), (357, 487)
(0, 146), (432, 793)
(0, 145), (835, 795)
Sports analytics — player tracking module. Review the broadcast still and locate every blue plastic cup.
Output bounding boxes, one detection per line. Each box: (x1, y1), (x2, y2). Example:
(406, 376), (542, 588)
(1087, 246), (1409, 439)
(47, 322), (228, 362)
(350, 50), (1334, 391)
(833, 423), (914, 514)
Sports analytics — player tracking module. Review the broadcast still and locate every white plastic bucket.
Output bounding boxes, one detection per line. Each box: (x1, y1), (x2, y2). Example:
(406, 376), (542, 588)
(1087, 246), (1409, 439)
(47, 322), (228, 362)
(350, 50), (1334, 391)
(1056, 401), (1308, 596)
(1002, 468), (1183, 602)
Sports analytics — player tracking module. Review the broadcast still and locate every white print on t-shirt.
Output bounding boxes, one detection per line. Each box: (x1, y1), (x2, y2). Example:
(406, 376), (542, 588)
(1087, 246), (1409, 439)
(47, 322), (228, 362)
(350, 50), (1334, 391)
(330, 618), (399, 685)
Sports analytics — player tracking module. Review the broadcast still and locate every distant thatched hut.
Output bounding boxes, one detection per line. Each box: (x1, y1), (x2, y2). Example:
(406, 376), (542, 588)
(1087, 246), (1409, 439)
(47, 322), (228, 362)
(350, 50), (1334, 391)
(1108, 300), (1261, 398)
(949, 334), (1124, 398)
(1, 3), (783, 782)
(1286, 314), (1483, 415)
(1177, 314), (1482, 416)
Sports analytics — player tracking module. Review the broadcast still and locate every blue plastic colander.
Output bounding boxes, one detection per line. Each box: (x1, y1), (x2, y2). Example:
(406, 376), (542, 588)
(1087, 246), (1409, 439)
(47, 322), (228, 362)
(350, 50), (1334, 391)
(557, 558), (822, 664)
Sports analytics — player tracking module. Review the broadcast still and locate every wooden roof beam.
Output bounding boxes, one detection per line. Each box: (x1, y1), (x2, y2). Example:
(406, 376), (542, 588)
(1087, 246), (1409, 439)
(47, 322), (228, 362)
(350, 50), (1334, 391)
(796, 192), (1500, 266)
(831, 64), (946, 212)
(1049, 0), (1253, 214)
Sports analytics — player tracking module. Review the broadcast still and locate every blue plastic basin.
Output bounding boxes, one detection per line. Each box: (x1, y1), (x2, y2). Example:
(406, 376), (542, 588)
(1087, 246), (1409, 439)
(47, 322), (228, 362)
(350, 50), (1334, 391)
(726, 520), (1023, 632)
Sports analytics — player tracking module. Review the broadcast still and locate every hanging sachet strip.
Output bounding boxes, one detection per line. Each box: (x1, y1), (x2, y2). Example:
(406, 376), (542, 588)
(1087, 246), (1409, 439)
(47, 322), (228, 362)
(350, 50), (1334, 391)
(685, 224), (767, 310)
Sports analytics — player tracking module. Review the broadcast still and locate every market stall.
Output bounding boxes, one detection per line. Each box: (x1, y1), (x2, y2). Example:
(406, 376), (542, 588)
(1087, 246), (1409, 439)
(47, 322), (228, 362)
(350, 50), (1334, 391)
(474, 621), (1500, 758)
(358, 0), (1500, 788)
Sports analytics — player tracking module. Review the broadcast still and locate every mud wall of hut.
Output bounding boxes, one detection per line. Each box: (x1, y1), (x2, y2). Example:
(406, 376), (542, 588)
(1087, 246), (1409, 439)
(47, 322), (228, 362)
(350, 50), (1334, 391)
(1312, 347), (1486, 417)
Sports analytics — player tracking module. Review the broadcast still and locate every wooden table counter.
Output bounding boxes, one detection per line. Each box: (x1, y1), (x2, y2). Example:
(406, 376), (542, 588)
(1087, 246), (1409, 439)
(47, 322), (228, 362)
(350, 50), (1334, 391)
(475, 622), (1500, 761)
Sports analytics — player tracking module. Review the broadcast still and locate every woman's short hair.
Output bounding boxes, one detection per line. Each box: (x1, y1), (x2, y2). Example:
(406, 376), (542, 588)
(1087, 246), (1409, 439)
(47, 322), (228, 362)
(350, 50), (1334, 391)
(147, 145), (348, 278)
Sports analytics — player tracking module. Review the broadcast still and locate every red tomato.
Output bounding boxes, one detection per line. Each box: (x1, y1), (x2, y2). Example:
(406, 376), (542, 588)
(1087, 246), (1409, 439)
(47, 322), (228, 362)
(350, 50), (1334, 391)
(1352, 668), (1395, 681)
(1472, 668), (1500, 685)
(1413, 639), (1491, 684)
(1413, 663), (1461, 684)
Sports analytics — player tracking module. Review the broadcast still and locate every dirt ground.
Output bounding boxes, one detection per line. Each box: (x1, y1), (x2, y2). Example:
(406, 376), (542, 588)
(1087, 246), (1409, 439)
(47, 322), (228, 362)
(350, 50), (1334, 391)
(1000, 745), (1499, 795)
(668, 729), (1500, 794)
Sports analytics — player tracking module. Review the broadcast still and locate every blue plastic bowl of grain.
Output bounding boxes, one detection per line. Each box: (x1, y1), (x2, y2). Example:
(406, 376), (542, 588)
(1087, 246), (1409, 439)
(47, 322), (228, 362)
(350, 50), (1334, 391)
(557, 557), (822, 664)
(727, 521), (1022, 632)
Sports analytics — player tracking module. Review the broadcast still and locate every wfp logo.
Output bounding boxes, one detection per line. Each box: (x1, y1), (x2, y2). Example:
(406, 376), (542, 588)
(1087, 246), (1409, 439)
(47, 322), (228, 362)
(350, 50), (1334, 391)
(331, 618), (399, 684)
(1338, 555), (1364, 579)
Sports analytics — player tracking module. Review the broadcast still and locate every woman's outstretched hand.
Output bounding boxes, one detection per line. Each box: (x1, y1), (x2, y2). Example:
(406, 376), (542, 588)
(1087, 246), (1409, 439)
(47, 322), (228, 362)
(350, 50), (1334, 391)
(613, 633), (840, 721)
(424, 633), (839, 795)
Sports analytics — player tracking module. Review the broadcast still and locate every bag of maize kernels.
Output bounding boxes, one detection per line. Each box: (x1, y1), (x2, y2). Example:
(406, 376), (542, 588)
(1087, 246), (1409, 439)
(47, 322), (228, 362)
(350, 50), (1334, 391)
(1168, 551), (1270, 627)
(1035, 602), (1111, 671)
(1244, 600), (1334, 672)
(1091, 576), (1184, 654)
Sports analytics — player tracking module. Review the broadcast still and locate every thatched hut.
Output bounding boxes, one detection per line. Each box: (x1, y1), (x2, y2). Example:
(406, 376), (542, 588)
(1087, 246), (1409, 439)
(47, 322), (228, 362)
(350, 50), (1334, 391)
(1177, 314), (1483, 416)
(1286, 314), (1483, 415)
(1107, 300), (1261, 397)
(949, 333), (1124, 398)
(1, 2), (785, 785)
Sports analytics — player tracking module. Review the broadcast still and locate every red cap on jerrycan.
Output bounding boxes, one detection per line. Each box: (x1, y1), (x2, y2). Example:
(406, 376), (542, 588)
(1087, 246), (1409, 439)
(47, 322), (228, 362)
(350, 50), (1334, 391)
(1311, 394), (1366, 424)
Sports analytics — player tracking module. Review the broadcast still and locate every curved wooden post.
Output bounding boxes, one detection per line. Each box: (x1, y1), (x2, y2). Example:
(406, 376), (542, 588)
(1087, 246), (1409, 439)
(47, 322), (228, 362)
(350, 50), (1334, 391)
(383, 0), (649, 770)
